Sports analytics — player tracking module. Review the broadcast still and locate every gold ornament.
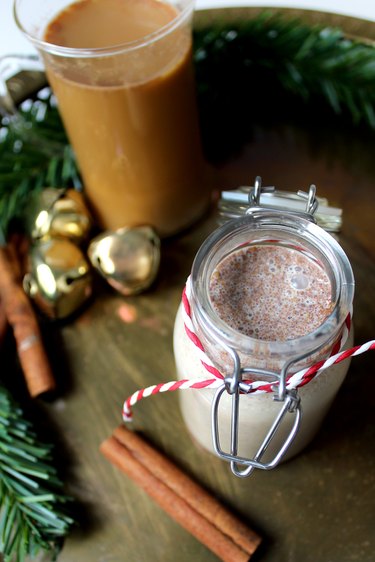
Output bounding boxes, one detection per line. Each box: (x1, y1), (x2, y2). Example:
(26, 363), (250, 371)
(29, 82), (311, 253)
(27, 187), (92, 243)
(23, 238), (92, 319)
(88, 226), (160, 296)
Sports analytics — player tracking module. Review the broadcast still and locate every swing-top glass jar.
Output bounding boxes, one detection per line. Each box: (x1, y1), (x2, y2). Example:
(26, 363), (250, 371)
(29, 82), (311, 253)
(173, 180), (354, 476)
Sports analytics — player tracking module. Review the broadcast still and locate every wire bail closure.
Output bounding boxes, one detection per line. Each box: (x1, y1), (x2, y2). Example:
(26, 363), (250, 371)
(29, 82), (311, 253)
(211, 343), (303, 478)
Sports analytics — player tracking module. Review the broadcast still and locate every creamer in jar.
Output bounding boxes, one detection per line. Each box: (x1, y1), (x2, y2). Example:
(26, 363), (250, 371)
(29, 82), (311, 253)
(173, 189), (354, 476)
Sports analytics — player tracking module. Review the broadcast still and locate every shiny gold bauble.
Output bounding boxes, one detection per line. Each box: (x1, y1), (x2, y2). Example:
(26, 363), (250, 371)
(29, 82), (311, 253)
(23, 238), (92, 319)
(27, 187), (92, 242)
(88, 226), (160, 296)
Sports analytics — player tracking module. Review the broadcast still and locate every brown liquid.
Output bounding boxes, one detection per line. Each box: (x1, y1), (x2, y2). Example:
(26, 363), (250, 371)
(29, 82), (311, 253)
(43, 0), (209, 236)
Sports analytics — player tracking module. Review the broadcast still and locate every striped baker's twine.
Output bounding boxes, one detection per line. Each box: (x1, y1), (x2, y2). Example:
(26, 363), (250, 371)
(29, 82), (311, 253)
(123, 276), (373, 421)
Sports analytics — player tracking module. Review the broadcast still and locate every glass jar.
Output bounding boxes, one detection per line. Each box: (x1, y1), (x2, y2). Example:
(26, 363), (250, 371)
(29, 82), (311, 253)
(173, 200), (354, 475)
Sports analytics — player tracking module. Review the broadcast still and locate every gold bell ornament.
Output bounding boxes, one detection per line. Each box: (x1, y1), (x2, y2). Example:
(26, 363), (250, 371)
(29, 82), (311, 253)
(88, 226), (161, 296)
(27, 187), (92, 243)
(23, 237), (92, 320)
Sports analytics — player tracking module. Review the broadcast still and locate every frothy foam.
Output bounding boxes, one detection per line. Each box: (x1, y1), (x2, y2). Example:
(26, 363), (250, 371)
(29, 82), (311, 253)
(209, 245), (333, 341)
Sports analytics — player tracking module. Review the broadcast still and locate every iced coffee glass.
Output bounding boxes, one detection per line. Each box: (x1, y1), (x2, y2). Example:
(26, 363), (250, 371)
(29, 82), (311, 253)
(14, 0), (210, 237)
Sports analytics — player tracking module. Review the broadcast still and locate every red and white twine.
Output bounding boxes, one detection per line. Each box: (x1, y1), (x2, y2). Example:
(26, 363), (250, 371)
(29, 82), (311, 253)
(122, 276), (374, 421)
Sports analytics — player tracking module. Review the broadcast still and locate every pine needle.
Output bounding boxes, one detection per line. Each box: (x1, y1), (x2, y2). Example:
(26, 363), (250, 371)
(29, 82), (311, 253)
(0, 387), (74, 562)
(0, 91), (81, 236)
(193, 13), (375, 159)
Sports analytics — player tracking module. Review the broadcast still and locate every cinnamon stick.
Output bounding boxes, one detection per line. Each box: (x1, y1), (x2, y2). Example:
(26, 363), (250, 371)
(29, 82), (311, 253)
(0, 299), (8, 346)
(113, 425), (260, 556)
(7, 232), (27, 281)
(0, 245), (56, 397)
(100, 427), (261, 561)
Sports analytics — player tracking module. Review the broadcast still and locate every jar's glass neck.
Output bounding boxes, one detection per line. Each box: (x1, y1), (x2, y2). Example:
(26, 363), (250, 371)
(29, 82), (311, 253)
(190, 211), (354, 367)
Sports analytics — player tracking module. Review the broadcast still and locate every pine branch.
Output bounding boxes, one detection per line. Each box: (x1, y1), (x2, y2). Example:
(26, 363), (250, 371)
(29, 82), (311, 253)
(0, 387), (74, 562)
(193, 13), (375, 159)
(0, 92), (81, 236)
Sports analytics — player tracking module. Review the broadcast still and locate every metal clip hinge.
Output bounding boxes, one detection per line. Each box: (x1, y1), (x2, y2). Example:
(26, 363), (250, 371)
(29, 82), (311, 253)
(211, 353), (302, 478)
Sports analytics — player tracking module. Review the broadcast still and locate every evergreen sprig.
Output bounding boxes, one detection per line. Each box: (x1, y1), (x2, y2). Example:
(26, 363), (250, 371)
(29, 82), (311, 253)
(193, 13), (375, 159)
(0, 387), (74, 562)
(0, 92), (80, 235)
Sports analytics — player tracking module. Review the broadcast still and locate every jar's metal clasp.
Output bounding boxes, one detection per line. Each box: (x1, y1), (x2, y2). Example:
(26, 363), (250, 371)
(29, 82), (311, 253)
(246, 175), (319, 221)
(211, 345), (302, 478)
(218, 175), (342, 232)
